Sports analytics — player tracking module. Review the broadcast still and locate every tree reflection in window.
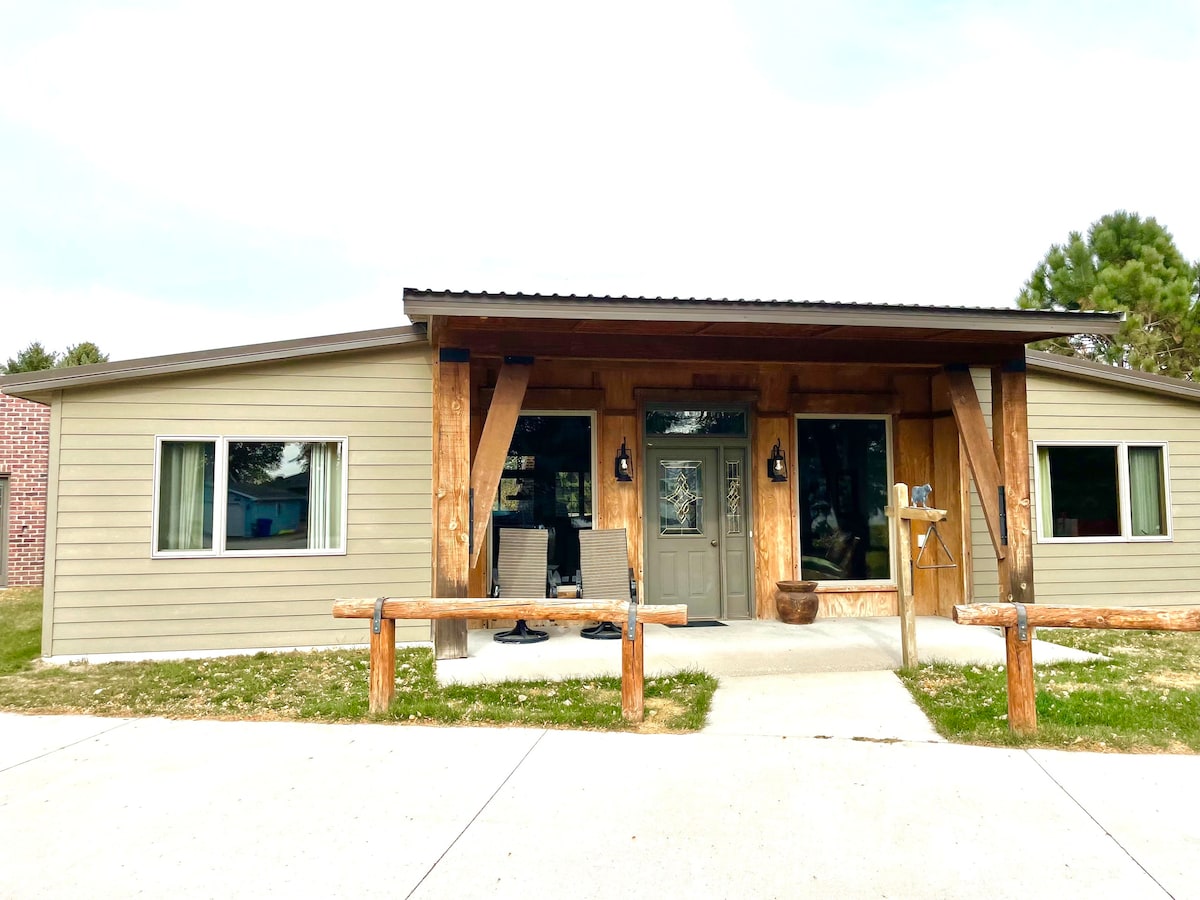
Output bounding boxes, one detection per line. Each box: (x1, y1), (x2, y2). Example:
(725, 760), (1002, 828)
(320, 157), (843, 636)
(645, 410), (747, 436)
(796, 419), (890, 580)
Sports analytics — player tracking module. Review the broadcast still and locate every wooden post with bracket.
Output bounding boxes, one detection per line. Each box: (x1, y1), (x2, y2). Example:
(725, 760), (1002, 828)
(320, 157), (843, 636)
(889, 483), (948, 668)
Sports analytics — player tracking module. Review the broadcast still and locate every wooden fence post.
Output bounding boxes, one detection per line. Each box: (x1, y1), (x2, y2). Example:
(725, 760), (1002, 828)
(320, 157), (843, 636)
(1004, 616), (1037, 734)
(369, 617), (396, 714)
(892, 483), (918, 668)
(621, 619), (645, 723)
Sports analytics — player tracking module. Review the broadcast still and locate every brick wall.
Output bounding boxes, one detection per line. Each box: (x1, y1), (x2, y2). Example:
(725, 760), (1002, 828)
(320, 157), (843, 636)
(1, 393), (50, 586)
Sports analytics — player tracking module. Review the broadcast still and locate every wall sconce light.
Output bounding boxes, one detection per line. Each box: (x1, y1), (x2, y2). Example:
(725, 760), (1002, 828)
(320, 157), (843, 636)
(614, 437), (633, 482)
(767, 439), (788, 482)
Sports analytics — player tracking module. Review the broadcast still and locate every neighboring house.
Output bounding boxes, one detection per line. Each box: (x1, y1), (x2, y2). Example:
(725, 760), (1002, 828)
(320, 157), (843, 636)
(0, 393), (50, 588)
(6, 289), (1188, 664)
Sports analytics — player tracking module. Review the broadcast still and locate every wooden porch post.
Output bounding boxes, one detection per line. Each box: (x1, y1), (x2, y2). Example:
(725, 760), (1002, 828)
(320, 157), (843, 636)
(432, 347), (471, 659)
(946, 361), (1036, 732)
(991, 361), (1034, 605)
(992, 359), (1037, 733)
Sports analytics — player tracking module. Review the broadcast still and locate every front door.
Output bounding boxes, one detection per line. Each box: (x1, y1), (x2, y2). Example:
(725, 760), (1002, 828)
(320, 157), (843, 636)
(646, 448), (721, 618)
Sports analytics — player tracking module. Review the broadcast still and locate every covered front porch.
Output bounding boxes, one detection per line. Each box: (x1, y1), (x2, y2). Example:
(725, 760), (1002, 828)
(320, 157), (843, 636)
(404, 289), (1121, 660)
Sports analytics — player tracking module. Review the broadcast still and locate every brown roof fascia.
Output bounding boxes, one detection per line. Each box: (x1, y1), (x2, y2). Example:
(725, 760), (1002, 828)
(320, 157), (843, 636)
(1025, 349), (1200, 403)
(404, 288), (1124, 337)
(0, 323), (427, 399)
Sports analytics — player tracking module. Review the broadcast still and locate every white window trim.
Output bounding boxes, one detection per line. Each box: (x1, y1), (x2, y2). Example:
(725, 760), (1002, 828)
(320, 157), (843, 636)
(793, 413), (896, 586)
(153, 435), (349, 559)
(1033, 440), (1172, 544)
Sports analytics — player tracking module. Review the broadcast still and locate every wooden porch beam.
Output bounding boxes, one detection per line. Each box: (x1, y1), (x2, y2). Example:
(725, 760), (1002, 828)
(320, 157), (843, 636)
(945, 367), (1006, 561)
(432, 347), (471, 659)
(468, 357), (533, 568)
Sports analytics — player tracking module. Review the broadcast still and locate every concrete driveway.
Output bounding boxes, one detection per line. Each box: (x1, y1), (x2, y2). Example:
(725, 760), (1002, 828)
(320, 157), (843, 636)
(2, 712), (1196, 899)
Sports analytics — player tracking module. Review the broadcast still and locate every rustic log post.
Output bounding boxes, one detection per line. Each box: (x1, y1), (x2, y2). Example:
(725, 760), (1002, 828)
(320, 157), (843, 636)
(1004, 612), (1037, 734)
(892, 483), (918, 668)
(432, 346), (471, 660)
(992, 361), (1034, 605)
(622, 618), (645, 723)
(369, 617), (396, 714)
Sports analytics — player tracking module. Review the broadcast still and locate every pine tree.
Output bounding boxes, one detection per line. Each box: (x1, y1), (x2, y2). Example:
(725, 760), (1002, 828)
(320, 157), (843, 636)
(2, 341), (59, 373)
(58, 341), (109, 368)
(1017, 211), (1200, 379)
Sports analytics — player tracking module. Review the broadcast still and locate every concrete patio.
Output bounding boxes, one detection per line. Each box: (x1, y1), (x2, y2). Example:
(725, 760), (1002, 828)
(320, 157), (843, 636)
(436, 615), (1099, 684)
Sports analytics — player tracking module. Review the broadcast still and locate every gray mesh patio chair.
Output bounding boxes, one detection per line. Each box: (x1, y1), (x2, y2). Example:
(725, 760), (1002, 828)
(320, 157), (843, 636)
(493, 527), (551, 645)
(579, 528), (636, 640)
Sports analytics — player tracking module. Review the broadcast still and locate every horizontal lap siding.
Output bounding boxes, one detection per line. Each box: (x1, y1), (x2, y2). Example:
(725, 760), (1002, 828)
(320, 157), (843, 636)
(970, 370), (1200, 607)
(49, 345), (434, 656)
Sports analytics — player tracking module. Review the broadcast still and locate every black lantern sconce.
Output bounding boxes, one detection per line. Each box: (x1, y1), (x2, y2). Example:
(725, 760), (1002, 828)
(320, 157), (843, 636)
(614, 437), (633, 482)
(767, 439), (788, 482)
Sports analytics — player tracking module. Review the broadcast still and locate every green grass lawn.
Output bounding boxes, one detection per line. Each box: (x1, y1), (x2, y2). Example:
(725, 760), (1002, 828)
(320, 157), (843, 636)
(899, 628), (1200, 753)
(0, 588), (716, 732)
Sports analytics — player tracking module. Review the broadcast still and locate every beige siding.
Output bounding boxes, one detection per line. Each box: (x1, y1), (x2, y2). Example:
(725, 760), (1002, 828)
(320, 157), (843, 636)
(47, 345), (434, 657)
(969, 369), (1200, 607)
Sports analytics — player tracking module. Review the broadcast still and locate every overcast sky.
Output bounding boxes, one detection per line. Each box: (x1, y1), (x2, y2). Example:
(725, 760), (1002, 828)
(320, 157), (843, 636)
(2, 0), (1198, 363)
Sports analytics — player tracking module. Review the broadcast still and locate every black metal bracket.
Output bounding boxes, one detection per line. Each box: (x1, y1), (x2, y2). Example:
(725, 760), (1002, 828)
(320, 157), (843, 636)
(468, 488), (474, 557)
(372, 597), (386, 635)
(627, 600), (638, 641)
(1014, 602), (1028, 641)
(998, 485), (1009, 546)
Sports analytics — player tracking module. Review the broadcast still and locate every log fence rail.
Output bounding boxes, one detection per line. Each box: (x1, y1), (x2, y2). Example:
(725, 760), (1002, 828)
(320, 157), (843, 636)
(953, 602), (1200, 734)
(333, 597), (688, 720)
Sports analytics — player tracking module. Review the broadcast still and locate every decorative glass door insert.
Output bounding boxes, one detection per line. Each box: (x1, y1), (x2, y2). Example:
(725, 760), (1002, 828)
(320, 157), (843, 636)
(659, 459), (704, 535)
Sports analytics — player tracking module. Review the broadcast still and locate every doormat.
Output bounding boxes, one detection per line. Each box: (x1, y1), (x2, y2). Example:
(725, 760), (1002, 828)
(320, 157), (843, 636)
(666, 620), (727, 628)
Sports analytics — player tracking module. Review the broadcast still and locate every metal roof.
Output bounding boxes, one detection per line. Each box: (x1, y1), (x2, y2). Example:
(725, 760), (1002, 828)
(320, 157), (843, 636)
(0, 324), (427, 399)
(403, 288), (1124, 336)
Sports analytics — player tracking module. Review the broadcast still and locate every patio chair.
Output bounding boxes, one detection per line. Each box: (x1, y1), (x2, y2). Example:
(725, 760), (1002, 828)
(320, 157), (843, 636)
(578, 528), (636, 640)
(493, 527), (551, 645)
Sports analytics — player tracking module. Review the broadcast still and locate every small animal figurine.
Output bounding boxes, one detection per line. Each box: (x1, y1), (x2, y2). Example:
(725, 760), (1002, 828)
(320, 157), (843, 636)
(911, 484), (933, 508)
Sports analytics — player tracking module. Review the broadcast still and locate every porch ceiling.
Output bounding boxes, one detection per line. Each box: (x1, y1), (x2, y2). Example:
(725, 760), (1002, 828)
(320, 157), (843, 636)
(406, 289), (1122, 365)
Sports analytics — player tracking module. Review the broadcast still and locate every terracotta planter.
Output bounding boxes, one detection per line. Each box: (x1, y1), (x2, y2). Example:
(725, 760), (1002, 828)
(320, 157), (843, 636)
(774, 580), (820, 624)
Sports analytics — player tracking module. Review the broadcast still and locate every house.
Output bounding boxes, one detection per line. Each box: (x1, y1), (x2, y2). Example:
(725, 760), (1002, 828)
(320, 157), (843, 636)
(0, 393), (50, 588)
(7, 288), (1186, 664)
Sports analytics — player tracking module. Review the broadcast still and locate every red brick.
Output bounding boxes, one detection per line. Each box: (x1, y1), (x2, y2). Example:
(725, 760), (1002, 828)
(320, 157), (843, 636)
(1, 394), (49, 586)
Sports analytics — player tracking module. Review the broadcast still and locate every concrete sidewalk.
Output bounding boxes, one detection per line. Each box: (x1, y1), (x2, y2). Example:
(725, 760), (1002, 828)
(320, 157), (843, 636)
(2, 713), (1195, 899)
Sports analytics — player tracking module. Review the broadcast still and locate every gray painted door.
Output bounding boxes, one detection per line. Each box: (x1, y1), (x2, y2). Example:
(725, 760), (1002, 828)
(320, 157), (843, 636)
(646, 448), (721, 618)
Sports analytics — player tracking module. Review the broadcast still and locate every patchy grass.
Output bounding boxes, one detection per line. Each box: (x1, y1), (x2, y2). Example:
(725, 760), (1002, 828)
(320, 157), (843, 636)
(899, 629), (1200, 753)
(0, 589), (716, 732)
(0, 588), (42, 675)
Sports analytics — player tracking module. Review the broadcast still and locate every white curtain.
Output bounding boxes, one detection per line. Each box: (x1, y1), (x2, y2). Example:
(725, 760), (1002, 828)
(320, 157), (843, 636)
(1037, 449), (1054, 537)
(1129, 446), (1165, 536)
(159, 442), (209, 551)
(307, 442), (344, 550)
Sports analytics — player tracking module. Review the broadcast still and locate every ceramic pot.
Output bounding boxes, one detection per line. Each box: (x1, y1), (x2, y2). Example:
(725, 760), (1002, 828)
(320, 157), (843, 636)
(774, 580), (820, 624)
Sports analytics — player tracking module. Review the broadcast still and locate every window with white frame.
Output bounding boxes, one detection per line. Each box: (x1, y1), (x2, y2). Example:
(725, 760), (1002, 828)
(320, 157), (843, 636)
(1034, 442), (1169, 542)
(155, 437), (346, 556)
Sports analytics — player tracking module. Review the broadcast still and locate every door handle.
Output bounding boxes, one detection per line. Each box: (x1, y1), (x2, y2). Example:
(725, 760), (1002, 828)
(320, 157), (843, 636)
(710, 539), (718, 547)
